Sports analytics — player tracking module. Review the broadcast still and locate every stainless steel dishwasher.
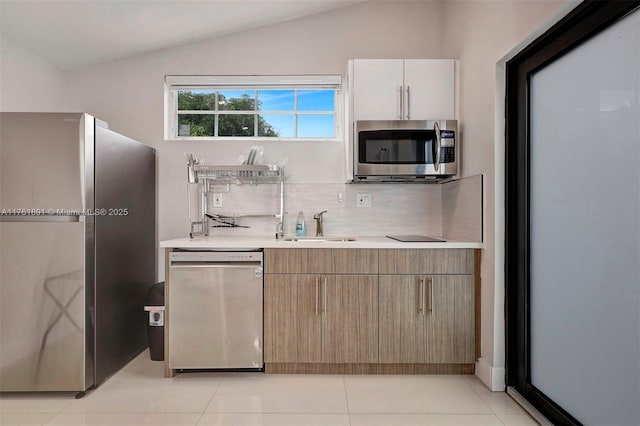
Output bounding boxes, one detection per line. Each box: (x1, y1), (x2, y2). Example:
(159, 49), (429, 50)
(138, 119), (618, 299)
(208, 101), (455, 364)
(168, 250), (263, 369)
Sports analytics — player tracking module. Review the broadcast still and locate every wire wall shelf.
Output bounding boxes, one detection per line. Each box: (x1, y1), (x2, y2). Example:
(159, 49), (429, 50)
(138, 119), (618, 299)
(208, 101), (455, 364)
(193, 164), (282, 185)
(186, 155), (285, 238)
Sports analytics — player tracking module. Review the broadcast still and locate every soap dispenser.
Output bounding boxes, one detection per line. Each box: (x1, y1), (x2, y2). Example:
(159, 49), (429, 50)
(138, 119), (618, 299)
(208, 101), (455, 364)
(295, 211), (306, 237)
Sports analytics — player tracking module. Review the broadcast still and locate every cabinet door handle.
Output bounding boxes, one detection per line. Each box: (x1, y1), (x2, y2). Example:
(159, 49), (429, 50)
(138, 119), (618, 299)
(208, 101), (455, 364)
(406, 85), (411, 119)
(428, 277), (433, 313)
(398, 85), (403, 119)
(315, 276), (319, 316)
(323, 277), (328, 316)
(418, 277), (425, 315)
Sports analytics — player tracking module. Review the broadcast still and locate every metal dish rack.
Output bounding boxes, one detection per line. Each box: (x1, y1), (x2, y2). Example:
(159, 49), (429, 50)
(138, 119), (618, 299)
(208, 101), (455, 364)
(187, 161), (285, 238)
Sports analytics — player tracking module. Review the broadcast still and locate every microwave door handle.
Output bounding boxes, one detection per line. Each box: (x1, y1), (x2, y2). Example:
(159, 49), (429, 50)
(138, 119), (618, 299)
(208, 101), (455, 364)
(433, 121), (441, 172)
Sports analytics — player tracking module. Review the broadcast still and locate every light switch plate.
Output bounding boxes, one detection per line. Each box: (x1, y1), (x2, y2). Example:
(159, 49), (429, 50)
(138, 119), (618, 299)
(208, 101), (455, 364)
(356, 192), (371, 208)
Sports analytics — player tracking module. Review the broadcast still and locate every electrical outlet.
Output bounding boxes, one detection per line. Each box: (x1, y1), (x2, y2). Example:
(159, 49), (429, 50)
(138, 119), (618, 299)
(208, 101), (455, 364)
(356, 192), (372, 208)
(213, 193), (223, 208)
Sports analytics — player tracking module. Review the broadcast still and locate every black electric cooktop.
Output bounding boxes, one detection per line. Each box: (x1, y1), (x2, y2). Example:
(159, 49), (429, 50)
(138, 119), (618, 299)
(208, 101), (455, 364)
(386, 235), (446, 242)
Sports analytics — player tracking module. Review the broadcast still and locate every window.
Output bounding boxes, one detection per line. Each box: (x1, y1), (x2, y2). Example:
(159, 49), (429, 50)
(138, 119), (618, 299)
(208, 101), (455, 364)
(165, 75), (341, 140)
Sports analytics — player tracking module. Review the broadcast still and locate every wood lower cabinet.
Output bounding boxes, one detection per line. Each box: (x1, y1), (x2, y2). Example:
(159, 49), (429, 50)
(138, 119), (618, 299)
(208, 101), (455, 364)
(265, 273), (378, 364)
(379, 274), (475, 365)
(264, 248), (379, 365)
(264, 248), (477, 373)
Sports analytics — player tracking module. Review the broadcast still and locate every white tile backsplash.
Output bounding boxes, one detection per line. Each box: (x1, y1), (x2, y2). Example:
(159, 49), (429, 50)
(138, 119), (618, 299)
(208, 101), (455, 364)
(442, 175), (483, 242)
(205, 183), (442, 238)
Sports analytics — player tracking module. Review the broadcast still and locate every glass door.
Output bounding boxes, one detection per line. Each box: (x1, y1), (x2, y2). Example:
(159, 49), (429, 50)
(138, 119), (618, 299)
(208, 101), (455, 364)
(505, 2), (640, 425)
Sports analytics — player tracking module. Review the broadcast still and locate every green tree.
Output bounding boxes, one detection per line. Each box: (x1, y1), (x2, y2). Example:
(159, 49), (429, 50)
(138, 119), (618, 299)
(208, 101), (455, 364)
(178, 91), (278, 137)
(178, 91), (216, 110)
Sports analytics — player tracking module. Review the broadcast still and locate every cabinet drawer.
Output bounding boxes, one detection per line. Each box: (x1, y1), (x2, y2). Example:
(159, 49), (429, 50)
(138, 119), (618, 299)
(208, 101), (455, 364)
(265, 249), (332, 274)
(332, 249), (378, 274)
(265, 249), (379, 274)
(379, 249), (474, 275)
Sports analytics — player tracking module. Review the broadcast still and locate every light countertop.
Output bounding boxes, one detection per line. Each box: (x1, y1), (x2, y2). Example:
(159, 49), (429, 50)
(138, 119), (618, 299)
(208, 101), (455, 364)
(160, 235), (483, 249)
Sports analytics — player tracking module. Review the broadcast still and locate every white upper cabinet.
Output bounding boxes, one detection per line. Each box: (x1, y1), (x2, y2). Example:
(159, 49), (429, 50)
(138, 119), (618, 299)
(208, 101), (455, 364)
(403, 59), (455, 120)
(352, 59), (404, 121)
(350, 59), (456, 121)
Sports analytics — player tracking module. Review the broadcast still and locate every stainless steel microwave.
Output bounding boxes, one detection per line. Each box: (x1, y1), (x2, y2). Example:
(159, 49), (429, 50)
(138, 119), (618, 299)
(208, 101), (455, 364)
(353, 120), (458, 182)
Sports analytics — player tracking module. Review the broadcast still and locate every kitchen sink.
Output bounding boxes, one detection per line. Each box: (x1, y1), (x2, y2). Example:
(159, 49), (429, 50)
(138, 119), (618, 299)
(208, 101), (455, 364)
(284, 237), (356, 242)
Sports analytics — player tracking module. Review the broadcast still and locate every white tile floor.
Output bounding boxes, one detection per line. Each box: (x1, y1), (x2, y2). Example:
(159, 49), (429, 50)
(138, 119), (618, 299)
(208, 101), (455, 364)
(0, 351), (538, 426)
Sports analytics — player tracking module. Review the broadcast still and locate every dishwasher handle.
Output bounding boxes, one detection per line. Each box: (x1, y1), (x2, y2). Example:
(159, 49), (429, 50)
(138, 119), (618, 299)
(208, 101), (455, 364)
(170, 251), (263, 263)
(170, 262), (262, 269)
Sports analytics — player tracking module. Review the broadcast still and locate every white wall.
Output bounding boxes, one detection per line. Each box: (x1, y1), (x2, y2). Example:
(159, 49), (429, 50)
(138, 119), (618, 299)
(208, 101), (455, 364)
(0, 36), (68, 111)
(64, 1), (448, 278)
(442, 0), (566, 389)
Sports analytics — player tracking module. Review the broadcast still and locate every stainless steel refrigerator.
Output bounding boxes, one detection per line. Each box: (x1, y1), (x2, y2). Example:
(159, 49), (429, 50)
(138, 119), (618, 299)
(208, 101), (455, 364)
(0, 112), (156, 395)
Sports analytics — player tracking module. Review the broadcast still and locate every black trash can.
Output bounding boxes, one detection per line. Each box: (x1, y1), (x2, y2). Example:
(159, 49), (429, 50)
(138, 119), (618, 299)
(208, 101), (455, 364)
(144, 282), (165, 361)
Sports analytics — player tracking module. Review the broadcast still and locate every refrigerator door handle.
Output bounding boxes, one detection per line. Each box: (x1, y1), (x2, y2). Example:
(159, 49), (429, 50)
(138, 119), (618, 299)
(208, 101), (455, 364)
(0, 214), (83, 222)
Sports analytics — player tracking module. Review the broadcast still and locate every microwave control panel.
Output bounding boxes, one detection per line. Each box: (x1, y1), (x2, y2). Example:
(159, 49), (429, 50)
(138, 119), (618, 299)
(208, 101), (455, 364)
(440, 130), (456, 163)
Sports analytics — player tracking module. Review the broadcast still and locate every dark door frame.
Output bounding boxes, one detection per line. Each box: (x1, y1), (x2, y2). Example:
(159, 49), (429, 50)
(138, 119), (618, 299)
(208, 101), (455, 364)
(504, 1), (640, 424)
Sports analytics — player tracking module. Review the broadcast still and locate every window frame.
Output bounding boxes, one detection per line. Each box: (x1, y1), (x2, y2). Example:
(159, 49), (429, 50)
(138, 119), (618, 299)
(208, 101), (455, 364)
(164, 75), (342, 141)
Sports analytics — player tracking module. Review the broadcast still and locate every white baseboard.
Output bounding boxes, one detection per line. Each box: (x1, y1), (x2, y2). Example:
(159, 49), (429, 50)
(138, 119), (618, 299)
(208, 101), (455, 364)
(475, 357), (506, 391)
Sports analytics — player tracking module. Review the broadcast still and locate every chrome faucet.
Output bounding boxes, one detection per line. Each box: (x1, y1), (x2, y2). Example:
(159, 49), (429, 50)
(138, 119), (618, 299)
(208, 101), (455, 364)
(275, 220), (284, 239)
(313, 210), (327, 237)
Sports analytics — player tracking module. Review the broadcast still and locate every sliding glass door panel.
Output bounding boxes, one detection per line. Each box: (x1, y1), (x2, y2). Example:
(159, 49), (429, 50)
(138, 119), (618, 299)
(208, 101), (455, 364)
(530, 8), (639, 421)
(506, 2), (640, 425)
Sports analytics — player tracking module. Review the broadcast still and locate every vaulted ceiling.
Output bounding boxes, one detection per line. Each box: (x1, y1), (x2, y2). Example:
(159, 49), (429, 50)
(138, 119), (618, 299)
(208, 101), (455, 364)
(0, 0), (366, 70)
